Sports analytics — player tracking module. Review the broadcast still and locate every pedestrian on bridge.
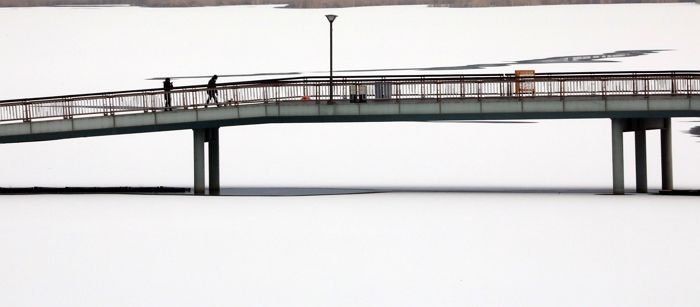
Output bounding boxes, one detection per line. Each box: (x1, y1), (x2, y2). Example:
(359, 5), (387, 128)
(206, 75), (219, 105)
(163, 77), (174, 111)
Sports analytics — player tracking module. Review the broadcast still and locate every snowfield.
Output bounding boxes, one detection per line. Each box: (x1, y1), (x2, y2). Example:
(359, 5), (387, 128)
(1, 3), (699, 307)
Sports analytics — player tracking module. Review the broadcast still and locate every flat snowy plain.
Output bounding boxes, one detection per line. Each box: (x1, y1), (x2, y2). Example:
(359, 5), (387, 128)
(1, 3), (699, 307)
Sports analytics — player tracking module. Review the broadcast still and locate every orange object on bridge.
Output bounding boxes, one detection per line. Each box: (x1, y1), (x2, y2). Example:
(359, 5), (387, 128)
(515, 70), (536, 95)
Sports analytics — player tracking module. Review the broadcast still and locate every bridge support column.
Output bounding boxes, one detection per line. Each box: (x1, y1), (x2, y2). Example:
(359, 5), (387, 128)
(193, 129), (206, 195)
(611, 119), (625, 195)
(612, 118), (672, 195)
(634, 130), (648, 193)
(661, 118), (673, 191)
(193, 127), (222, 196)
(207, 127), (220, 196)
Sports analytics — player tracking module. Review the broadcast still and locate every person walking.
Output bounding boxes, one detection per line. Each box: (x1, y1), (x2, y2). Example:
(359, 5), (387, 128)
(206, 75), (219, 105)
(163, 77), (174, 111)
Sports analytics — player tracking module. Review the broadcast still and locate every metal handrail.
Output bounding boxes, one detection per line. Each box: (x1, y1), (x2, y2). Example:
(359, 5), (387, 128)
(1, 71), (699, 123)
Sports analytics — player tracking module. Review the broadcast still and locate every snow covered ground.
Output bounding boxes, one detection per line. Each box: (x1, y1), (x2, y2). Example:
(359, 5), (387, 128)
(3, 193), (700, 307)
(1, 3), (699, 307)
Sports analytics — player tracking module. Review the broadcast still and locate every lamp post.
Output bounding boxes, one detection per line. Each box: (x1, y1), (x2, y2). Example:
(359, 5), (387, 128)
(325, 14), (337, 103)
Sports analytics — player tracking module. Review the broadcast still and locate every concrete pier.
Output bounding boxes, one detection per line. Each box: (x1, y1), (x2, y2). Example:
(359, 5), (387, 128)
(634, 130), (648, 193)
(611, 119), (625, 195)
(193, 127), (221, 196)
(193, 129), (206, 195)
(207, 127), (220, 196)
(661, 118), (673, 191)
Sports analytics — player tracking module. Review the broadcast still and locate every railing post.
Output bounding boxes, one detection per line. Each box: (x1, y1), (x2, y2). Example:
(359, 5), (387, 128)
(234, 87), (240, 105)
(436, 80), (441, 102)
(106, 95), (114, 115)
(395, 81), (401, 103)
(602, 78), (607, 97)
(671, 73), (677, 95)
(644, 77), (650, 97)
(62, 99), (69, 119)
(315, 84), (320, 103)
(68, 98), (73, 119)
(275, 84), (280, 103)
(263, 86), (269, 103)
(559, 79), (564, 97)
(142, 92), (149, 112)
(22, 101), (30, 122)
(183, 90), (190, 110)
(477, 81), (482, 101)
(303, 80), (308, 100)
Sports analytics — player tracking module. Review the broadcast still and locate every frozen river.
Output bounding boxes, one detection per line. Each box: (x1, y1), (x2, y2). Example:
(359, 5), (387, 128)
(1, 3), (700, 307)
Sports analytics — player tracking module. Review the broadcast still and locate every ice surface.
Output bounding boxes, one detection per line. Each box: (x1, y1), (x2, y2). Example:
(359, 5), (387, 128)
(0, 3), (699, 307)
(2, 193), (700, 307)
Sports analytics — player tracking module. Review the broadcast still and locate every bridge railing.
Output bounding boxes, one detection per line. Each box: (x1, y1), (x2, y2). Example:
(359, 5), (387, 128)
(1, 71), (699, 124)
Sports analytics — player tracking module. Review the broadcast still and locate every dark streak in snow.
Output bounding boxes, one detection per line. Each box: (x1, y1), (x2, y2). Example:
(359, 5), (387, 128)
(149, 49), (671, 81)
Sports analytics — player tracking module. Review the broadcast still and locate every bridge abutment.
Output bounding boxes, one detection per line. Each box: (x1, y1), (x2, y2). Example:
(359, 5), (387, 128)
(193, 127), (221, 195)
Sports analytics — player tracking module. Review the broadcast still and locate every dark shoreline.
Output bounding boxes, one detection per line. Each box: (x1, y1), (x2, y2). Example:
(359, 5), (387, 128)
(0, 0), (696, 8)
(1, 186), (698, 196)
(0, 186), (190, 194)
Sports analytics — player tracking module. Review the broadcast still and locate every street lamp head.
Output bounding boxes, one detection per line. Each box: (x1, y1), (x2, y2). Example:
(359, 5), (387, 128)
(325, 14), (337, 23)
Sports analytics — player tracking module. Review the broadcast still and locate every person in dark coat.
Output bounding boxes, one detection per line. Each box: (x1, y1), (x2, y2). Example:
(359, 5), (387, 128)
(206, 75), (219, 105)
(163, 77), (174, 111)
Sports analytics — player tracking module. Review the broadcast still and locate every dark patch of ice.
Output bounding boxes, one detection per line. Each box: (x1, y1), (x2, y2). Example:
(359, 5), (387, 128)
(150, 49), (672, 81)
(340, 49), (671, 72)
(147, 71), (301, 81)
(216, 186), (615, 197)
(428, 120), (538, 124)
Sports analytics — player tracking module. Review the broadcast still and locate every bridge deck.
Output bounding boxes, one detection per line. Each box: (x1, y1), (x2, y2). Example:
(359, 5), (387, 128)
(1, 71), (699, 143)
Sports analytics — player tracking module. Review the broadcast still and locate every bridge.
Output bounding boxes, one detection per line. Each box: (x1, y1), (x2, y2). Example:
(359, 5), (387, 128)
(1, 71), (699, 195)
